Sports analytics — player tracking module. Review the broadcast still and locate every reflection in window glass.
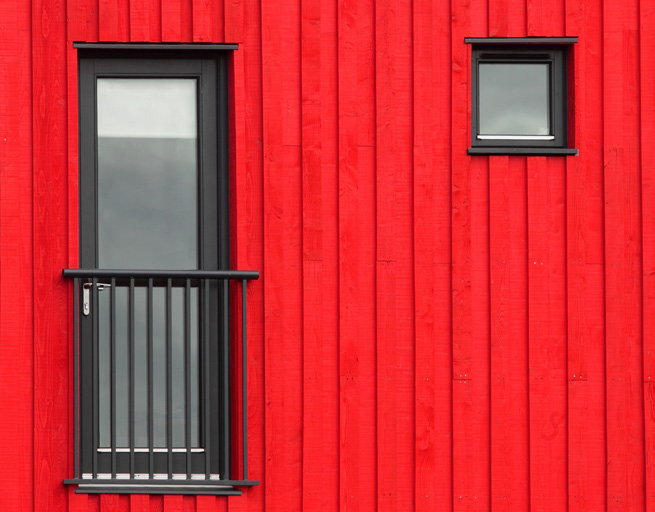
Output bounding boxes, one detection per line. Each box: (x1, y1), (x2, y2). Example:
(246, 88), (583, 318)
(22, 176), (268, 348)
(479, 63), (549, 136)
(96, 78), (198, 270)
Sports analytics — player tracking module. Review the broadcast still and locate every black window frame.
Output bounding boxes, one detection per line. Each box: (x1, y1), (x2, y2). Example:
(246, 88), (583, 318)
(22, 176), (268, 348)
(466, 37), (578, 156)
(63, 43), (259, 496)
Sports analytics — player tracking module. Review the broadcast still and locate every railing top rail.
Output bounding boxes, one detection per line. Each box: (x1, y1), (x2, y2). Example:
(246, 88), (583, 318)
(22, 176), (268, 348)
(63, 268), (260, 280)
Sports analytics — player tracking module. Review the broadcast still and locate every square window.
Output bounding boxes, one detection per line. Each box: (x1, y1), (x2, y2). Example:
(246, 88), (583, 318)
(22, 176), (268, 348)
(466, 38), (578, 156)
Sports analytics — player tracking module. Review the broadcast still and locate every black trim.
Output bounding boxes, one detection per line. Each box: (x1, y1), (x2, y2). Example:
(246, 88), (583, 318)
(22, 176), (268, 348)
(74, 487), (243, 496)
(465, 37), (577, 44)
(75, 50), (233, 484)
(64, 478), (259, 495)
(74, 42), (238, 50)
(470, 42), (573, 152)
(64, 478), (259, 486)
(468, 147), (578, 156)
(64, 269), (259, 279)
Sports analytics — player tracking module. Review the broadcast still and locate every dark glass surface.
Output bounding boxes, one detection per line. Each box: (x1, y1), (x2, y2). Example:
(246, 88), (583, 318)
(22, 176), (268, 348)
(479, 63), (550, 135)
(97, 78), (198, 270)
(96, 78), (200, 449)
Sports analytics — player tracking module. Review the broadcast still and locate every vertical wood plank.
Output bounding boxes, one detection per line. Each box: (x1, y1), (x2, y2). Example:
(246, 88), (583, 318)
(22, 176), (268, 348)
(603, 0), (645, 508)
(318, 0), (339, 506)
(526, 156), (568, 512)
(238, 0), (265, 508)
(70, 0), (100, 41)
(376, 0), (415, 509)
(641, 0), (655, 391)
(282, 0), (302, 507)
(33, 0), (69, 509)
(261, 0), (303, 508)
(161, 0), (192, 41)
(130, 495), (150, 511)
(130, 0), (162, 41)
(192, 0), (212, 41)
(414, 0), (453, 509)
(565, 0), (606, 510)
(261, 0), (286, 500)
(375, 0), (398, 507)
(100, 495), (123, 512)
(646, 383), (655, 511)
(0, 0), (33, 510)
(99, 0), (130, 41)
(192, 0), (224, 42)
(224, 0), (241, 42)
(640, 0), (655, 509)
(338, 0), (378, 507)
(527, 0), (564, 36)
(452, 0), (491, 510)
(300, 0), (328, 508)
(489, 157), (530, 512)
(149, 496), (163, 512)
(162, 495), (183, 512)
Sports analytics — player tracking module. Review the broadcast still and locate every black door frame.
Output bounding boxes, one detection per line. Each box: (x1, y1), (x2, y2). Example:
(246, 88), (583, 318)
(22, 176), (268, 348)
(77, 48), (230, 478)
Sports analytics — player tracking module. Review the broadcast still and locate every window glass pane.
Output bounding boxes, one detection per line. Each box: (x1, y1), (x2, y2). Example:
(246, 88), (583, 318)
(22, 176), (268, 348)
(96, 78), (198, 270)
(479, 63), (550, 135)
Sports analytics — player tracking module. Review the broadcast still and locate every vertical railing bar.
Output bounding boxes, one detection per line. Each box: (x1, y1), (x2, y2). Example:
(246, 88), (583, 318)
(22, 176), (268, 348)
(148, 279), (154, 479)
(242, 279), (248, 480)
(73, 278), (80, 479)
(110, 278), (117, 479)
(129, 278), (135, 479)
(222, 279), (229, 479)
(204, 281), (211, 480)
(166, 278), (173, 479)
(185, 279), (192, 480)
(92, 278), (99, 479)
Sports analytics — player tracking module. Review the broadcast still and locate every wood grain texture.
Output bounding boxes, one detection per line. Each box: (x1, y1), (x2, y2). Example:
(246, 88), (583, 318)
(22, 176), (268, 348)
(237, 0), (265, 508)
(337, 0), (377, 508)
(452, 0), (491, 510)
(380, 0), (415, 509)
(161, 0), (192, 41)
(375, 0), (399, 508)
(33, 0), (70, 509)
(413, 0), (452, 509)
(641, 0), (655, 508)
(489, 157), (530, 512)
(260, 0), (303, 509)
(0, 1), (33, 510)
(527, 156), (568, 511)
(565, 0), (606, 509)
(129, 0), (162, 41)
(98, 0), (130, 41)
(10, 0), (655, 510)
(300, 0), (329, 508)
(603, 0), (645, 508)
(317, 0), (339, 506)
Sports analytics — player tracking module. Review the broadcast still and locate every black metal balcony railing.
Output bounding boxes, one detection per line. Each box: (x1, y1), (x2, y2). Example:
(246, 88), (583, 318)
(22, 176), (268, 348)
(62, 268), (259, 495)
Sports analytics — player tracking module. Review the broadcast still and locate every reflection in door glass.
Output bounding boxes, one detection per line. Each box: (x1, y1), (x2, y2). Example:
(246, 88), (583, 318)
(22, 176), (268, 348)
(97, 78), (198, 270)
(96, 79), (200, 449)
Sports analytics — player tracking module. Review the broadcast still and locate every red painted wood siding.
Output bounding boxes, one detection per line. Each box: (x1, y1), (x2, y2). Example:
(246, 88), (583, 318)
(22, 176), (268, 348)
(0, 0), (652, 510)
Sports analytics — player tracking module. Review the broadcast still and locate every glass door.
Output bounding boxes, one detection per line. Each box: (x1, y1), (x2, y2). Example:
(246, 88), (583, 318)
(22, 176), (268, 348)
(78, 53), (228, 478)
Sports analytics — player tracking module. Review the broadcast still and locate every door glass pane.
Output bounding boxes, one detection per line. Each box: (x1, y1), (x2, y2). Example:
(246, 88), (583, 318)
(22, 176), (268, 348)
(479, 63), (550, 135)
(96, 78), (198, 270)
(96, 78), (200, 450)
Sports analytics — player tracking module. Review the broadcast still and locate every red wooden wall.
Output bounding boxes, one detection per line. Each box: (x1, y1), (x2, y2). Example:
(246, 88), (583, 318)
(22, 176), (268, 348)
(0, 0), (652, 510)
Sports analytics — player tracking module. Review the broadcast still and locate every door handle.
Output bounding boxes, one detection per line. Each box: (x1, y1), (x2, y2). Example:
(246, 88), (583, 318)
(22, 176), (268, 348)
(83, 283), (92, 316)
(82, 282), (111, 316)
